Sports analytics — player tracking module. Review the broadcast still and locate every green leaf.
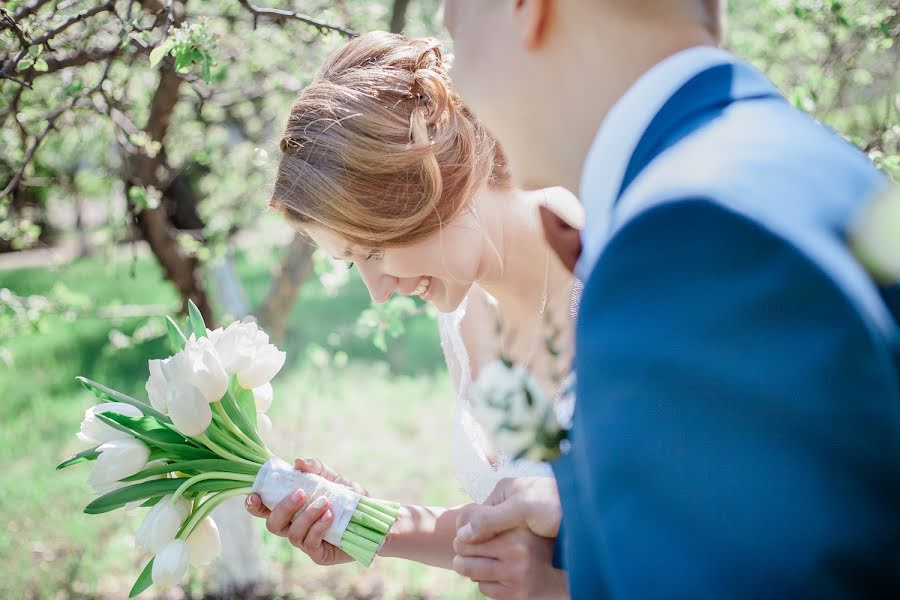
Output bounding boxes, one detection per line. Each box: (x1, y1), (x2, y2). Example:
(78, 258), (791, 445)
(85, 478), (188, 514)
(76, 376), (171, 424)
(234, 386), (258, 430)
(149, 45), (168, 68)
(221, 387), (264, 448)
(140, 496), (163, 508)
(187, 299), (206, 338)
(28, 45), (43, 57)
(95, 413), (218, 461)
(16, 58), (34, 72)
(166, 316), (187, 352)
(56, 447), (100, 470)
(121, 459), (259, 481)
(33, 58), (48, 72)
(129, 559), (154, 598)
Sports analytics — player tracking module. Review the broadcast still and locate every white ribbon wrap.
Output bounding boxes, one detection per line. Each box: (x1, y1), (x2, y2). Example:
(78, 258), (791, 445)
(250, 457), (360, 547)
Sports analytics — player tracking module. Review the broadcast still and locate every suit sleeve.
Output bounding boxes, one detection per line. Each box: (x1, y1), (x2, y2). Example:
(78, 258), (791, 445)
(571, 198), (900, 598)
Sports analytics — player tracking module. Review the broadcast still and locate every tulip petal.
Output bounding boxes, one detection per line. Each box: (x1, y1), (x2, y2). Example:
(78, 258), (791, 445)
(187, 517), (221, 565)
(168, 385), (212, 436)
(237, 345), (286, 389)
(152, 539), (190, 587)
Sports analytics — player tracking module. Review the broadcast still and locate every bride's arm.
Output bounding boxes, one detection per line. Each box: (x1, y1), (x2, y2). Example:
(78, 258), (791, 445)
(246, 457), (463, 569)
(379, 504), (464, 568)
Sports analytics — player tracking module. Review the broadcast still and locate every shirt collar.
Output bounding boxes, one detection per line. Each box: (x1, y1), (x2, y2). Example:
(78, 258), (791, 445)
(575, 46), (735, 281)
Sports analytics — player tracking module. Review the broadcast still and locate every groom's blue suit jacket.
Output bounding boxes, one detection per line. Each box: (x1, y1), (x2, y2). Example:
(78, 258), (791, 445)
(553, 55), (900, 598)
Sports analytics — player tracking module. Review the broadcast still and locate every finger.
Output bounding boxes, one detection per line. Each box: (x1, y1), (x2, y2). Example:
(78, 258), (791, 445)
(294, 458), (368, 495)
(456, 502), (525, 545)
(452, 555), (502, 582)
(302, 507), (334, 550)
(245, 494), (271, 518)
(453, 532), (512, 559)
(456, 503), (480, 532)
(287, 495), (330, 549)
(478, 582), (509, 600)
(266, 488), (307, 536)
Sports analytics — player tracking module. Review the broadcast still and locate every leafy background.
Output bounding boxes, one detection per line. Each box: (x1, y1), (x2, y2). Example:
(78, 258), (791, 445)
(0, 0), (897, 598)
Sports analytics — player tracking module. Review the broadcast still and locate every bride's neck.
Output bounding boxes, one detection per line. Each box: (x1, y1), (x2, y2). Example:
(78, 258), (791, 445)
(474, 187), (554, 320)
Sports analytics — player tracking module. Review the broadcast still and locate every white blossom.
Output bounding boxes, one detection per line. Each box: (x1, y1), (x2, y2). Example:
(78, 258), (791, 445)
(77, 402), (143, 446)
(167, 383), (212, 436)
(88, 437), (150, 494)
(208, 321), (286, 388)
(186, 517), (221, 565)
(135, 495), (192, 554)
(470, 360), (556, 460)
(152, 539), (190, 587)
(253, 383), (273, 413)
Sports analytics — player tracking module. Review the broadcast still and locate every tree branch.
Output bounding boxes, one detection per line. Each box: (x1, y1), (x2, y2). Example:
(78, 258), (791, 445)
(236, 0), (356, 37)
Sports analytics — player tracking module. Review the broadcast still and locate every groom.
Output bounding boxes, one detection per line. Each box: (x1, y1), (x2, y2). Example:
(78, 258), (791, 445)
(444, 0), (900, 597)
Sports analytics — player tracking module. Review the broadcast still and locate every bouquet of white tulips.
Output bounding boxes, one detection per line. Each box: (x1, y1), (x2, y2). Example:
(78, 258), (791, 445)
(58, 302), (399, 597)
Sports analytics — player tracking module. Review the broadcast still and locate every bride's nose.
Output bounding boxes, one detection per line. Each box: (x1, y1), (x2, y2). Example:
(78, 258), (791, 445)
(356, 262), (397, 304)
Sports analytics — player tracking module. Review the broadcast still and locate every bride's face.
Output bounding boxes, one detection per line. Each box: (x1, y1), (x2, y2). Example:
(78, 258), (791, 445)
(305, 209), (486, 313)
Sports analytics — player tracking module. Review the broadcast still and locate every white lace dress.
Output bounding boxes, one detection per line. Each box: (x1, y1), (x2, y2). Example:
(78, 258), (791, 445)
(438, 284), (579, 503)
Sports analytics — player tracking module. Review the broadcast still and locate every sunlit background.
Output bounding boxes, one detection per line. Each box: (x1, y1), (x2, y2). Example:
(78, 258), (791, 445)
(1, 0), (897, 597)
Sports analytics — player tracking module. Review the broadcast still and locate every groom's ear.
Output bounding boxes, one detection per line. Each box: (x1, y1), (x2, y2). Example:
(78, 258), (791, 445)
(539, 204), (581, 274)
(516, 0), (553, 50)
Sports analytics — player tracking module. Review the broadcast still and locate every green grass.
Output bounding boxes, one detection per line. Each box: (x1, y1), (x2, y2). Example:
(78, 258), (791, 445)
(0, 248), (479, 599)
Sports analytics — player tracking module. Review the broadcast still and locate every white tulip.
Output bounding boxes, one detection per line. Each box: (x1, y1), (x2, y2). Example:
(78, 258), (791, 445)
(186, 517), (221, 565)
(135, 495), (192, 554)
(210, 320), (286, 388)
(77, 402), (143, 446)
(208, 321), (259, 374)
(253, 383), (273, 413)
(146, 358), (172, 412)
(237, 343), (286, 389)
(181, 336), (228, 403)
(92, 460), (167, 512)
(168, 384), (212, 436)
(257, 412), (273, 446)
(88, 437), (150, 494)
(152, 539), (190, 587)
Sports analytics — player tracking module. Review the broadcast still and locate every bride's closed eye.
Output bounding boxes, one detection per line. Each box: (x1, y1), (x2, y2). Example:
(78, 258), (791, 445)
(344, 251), (383, 270)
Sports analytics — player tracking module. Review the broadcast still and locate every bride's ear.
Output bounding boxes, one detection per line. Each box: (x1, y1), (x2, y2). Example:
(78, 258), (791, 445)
(539, 204), (581, 274)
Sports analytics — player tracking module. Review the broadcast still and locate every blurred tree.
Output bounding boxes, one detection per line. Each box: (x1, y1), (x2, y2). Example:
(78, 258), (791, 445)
(727, 0), (899, 181)
(0, 0), (358, 325)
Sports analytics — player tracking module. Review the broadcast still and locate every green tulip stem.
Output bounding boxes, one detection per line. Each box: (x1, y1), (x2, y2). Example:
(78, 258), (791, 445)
(171, 471), (256, 504)
(194, 433), (258, 466)
(205, 421), (267, 463)
(178, 487), (251, 540)
(212, 401), (271, 459)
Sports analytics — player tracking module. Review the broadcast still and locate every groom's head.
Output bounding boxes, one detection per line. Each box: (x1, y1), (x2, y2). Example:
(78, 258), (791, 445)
(443, 0), (723, 191)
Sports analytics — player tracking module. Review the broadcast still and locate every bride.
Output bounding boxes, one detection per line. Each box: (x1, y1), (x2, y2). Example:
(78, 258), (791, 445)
(245, 31), (578, 597)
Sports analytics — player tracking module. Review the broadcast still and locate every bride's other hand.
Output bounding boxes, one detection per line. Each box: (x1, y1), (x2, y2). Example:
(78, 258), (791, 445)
(244, 457), (364, 566)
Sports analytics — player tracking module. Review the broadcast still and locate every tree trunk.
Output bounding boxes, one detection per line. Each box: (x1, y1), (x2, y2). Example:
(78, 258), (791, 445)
(389, 0), (411, 33)
(258, 235), (316, 343)
(127, 67), (215, 325)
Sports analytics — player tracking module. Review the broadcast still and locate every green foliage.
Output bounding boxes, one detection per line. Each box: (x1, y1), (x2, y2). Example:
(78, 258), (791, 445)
(727, 0), (899, 181)
(150, 19), (217, 83)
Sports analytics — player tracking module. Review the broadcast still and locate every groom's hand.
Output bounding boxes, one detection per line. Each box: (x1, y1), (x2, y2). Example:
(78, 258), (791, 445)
(452, 526), (568, 600)
(456, 476), (562, 544)
(452, 478), (567, 600)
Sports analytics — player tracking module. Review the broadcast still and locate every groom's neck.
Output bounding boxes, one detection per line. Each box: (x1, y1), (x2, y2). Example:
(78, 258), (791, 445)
(532, 17), (717, 193)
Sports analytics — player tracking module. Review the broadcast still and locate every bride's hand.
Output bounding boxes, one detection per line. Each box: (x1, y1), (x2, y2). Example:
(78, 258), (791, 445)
(244, 457), (367, 566)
